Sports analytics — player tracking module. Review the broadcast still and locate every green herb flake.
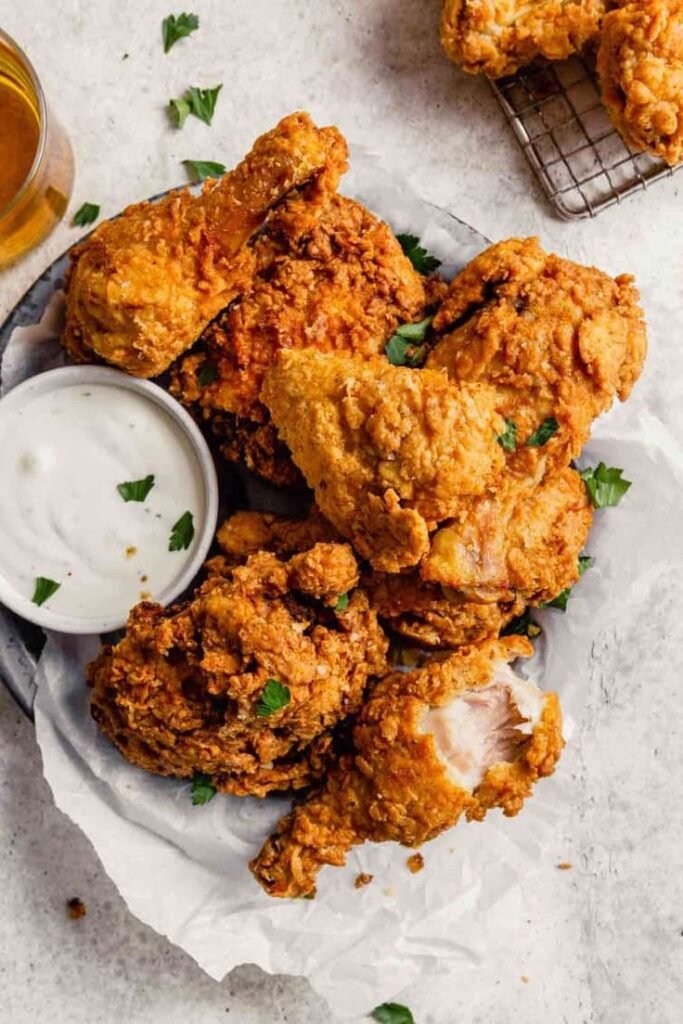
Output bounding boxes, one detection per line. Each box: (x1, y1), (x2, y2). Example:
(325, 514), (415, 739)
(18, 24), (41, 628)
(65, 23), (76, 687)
(396, 233), (441, 275)
(197, 361), (218, 385)
(526, 417), (559, 448)
(169, 511), (195, 551)
(370, 1003), (415, 1024)
(169, 97), (191, 128)
(73, 203), (100, 227)
(187, 84), (222, 125)
(256, 678), (291, 718)
(32, 577), (61, 607)
(578, 555), (594, 576)
(497, 419), (517, 452)
(580, 463), (632, 509)
(162, 12), (199, 52)
(545, 589), (570, 612)
(191, 771), (216, 805)
(182, 159), (227, 182)
(385, 316), (433, 367)
(117, 474), (155, 503)
(501, 608), (542, 639)
(334, 592), (350, 612)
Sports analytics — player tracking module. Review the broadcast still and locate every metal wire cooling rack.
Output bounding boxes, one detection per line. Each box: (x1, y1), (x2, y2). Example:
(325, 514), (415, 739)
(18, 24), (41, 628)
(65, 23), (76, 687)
(491, 53), (682, 220)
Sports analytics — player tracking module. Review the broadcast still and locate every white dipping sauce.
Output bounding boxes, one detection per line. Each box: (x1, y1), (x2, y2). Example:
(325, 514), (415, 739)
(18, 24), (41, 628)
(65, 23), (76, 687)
(0, 382), (206, 621)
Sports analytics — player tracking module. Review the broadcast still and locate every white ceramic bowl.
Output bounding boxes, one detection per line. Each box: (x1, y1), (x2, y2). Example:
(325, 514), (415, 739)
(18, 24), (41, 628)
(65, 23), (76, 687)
(0, 366), (218, 634)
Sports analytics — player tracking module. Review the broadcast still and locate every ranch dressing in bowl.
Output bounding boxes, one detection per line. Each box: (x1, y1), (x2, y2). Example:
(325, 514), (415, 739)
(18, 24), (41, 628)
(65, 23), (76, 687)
(0, 366), (218, 633)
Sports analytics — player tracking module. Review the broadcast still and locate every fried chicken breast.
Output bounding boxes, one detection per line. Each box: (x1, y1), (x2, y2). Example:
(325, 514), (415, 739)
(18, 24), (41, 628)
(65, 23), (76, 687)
(89, 545), (388, 797)
(251, 636), (563, 897)
(440, 0), (606, 78)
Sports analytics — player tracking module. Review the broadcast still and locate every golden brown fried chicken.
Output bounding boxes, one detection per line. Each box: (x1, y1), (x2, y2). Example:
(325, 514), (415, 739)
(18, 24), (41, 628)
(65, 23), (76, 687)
(427, 238), (647, 479)
(440, 0), (606, 78)
(598, 0), (683, 165)
(261, 351), (505, 573)
(251, 636), (563, 897)
(63, 113), (348, 378)
(421, 466), (593, 603)
(89, 545), (388, 797)
(204, 507), (341, 576)
(170, 190), (438, 484)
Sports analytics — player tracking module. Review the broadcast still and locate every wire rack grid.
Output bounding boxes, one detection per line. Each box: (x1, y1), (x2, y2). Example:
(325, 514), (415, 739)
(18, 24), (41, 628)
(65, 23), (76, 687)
(491, 53), (682, 220)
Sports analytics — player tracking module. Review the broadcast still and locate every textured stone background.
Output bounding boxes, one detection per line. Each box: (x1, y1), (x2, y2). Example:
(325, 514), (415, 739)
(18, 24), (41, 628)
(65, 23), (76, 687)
(1, 1), (682, 1021)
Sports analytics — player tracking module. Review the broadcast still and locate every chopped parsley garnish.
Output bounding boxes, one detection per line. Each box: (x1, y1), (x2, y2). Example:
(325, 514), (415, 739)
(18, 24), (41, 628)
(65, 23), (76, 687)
(182, 159), (226, 182)
(385, 315), (433, 367)
(32, 577), (61, 607)
(256, 678), (291, 718)
(334, 592), (350, 612)
(580, 463), (631, 509)
(501, 608), (541, 639)
(371, 1004), (415, 1024)
(497, 419), (517, 452)
(169, 511), (195, 551)
(73, 203), (100, 227)
(544, 555), (594, 612)
(117, 474), (155, 503)
(526, 417), (559, 447)
(396, 233), (441, 275)
(191, 771), (216, 805)
(198, 361), (218, 385)
(162, 12), (199, 52)
(170, 97), (191, 128)
(170, 85), (223, 127)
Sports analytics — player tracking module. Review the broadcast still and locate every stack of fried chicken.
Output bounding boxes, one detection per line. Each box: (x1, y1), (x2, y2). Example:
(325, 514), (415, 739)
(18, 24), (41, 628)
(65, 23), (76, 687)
(64, 113), (646, 898)
(440, 0), (683, 166)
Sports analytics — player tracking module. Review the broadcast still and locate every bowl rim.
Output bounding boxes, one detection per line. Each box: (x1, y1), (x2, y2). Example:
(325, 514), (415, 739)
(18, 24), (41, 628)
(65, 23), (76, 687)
(0, 364), (219, 634)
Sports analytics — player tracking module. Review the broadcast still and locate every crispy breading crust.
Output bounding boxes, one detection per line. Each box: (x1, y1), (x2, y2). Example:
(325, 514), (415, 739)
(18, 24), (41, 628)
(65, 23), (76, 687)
(251, 637), (563, 897)
(89, 545), (388, 797)
(598, 0), (683, 165)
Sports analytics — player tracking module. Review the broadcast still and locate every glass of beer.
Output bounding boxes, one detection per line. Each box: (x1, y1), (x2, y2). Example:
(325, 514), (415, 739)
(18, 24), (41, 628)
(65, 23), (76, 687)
(0, 28), (74, 268)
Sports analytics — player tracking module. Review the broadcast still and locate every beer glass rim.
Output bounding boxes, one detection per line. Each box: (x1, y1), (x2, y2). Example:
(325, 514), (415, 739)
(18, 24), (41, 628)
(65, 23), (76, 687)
(0, 27), (48, 221)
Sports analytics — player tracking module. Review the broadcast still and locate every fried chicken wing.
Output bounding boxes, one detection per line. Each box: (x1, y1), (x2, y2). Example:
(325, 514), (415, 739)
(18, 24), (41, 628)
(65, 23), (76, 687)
(63, 113), (348, 378)
(440, 0), (606, 78)
(427, 238), (647, 479)
(598, 0), (683, 165)
(251, 636), (563, 897)
(89, 545), (388, 797)
(261, 351), (505, 573)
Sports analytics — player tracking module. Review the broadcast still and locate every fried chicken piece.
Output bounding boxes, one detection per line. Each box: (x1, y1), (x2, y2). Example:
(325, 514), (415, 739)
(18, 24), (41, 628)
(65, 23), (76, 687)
(427, 238), (647, 479)
(440, 0), (606, 79)
(598, 0), (683, 165)
(204, 507), (341, 576)
(63, 113), (348, 378)
(89, 545), (388, 798)
(170, 190), (437, 484)
(421, 466), (593, 604)
(251, 636), (563, 897)
(261, 351), (505, 573)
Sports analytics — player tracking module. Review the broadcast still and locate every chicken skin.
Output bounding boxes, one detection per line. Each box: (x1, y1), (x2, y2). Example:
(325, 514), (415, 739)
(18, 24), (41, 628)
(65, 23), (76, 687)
(89, 545), (388, 798)
(251, 636), (563, 897)
(63, 113), (348, 378)
(440, 0), (606, 79)
(261, 351), (505, 573)
(598, 0), (683, 165)
(427, 238), (647, 480)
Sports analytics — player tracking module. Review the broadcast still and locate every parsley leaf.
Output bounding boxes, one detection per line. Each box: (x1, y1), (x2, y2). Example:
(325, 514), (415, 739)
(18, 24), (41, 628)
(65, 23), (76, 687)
(117, 474), (155, 503)
(334, 592), (350, 612)
(32, 577), (61, 607)
(169, 511), (195, 551)
(371, 1004), (415, 1024)
(497, 419), (517, 452)
(396, 233), (441, 275)
(73, 203), (100, 227)
(198, 361), (218, 386)
(256, 678), (291, 718)
(580, 463), (631, 509)
(526, 417), (559, 447)
(501, 608), (542, 639)
(544, 555), (595, 612)
(169, 97), (191, 127)
(578, 555), (594, 576)
(385, 316), (433, 367)
(182, 159), (226, 182)
(191, 771), (216, 805)
(188, 85), (222, 125)
(162, 12), (199, 53)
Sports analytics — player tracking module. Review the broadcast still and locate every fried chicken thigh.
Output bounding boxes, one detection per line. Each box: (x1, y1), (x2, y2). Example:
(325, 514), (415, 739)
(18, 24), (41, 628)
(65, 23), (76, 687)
(63, 113), (348, 378)
(251, 636), (563, 897)
(261, 351), (505, 573)
(598, 0), (683, 165)
(440, 0), (606, 78)
(89, 545), (388, 797)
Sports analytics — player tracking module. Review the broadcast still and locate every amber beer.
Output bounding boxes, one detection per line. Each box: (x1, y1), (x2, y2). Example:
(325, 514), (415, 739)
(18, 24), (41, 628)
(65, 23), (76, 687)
(0, 29), (73, 267)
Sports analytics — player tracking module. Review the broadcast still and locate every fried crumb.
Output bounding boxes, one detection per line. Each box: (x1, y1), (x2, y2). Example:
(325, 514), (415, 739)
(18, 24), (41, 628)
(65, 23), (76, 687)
(139, 590), (151, 600)
(125, 546), (137, 558)
(557, 862), (573, 870)
(382, 887), (395, 897)
(354, 872), (374, 889)
(67, 897), (86, 920)
(521, 975), (529, 984)
(140, 574), (148, 582)
(406, 852), (424, 874)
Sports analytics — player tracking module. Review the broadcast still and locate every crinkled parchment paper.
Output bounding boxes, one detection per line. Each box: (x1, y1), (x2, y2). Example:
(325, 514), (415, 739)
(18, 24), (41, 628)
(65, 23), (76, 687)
(3, 151), (683, 1018)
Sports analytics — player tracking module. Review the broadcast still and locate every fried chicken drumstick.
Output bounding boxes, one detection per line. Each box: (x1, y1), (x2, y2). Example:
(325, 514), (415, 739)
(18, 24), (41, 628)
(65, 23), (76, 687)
(251, 636), (563, 897)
